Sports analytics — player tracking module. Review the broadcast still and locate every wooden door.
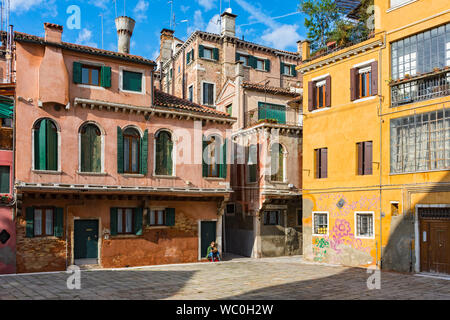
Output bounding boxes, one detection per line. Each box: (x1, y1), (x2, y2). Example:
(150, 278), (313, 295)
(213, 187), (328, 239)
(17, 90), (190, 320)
(74, 220), (99, 260)
(419, 208), (450, 275)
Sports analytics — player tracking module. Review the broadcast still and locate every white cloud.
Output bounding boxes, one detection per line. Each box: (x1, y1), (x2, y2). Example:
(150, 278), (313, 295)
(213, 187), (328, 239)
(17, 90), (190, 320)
(187, 10), (205, 34)
(76, 28), (98, 48)
(206, 14), (220, 34)
(180, 5), (190, 13)
(11, 0), (42, 12)
(11, 0), (57, 16)
(261, 25), (301, 50)
(133, 0), (149, 22)
(197, 0), (217, 11)
(234, 0), (302, 50)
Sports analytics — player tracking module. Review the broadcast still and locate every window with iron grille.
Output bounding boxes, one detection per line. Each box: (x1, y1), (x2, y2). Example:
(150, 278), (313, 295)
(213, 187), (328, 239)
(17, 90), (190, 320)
(313, 213), (328, 235)
(356, 213), (374, 238)
(390, 108), (450, 173)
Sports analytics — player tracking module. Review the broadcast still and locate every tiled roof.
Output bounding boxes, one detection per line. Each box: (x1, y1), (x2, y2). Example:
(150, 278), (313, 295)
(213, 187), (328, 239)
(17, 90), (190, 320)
(154, 89), (232, 118)
(242, 82), (301, 97)
(13, 31), (156, 66)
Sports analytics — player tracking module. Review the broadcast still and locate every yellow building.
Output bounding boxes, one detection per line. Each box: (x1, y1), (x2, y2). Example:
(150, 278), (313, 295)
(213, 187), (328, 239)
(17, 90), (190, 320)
(299, 0), (450, 274)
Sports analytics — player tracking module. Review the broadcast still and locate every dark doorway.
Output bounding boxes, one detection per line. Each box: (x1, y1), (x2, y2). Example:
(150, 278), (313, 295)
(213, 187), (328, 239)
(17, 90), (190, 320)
(74, 220), (99, 262)
(200, 221), (216, 259)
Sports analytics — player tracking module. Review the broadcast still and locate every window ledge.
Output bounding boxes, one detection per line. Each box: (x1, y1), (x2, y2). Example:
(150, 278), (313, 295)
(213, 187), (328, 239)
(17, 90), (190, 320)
(77, 84), (106, 90)
(121, 174), (145, 178)
(355, 235), (375, 240)
(32, 170), (62, 175)
(111, 234), (140, 239)
(26, 236), (59, 240)
(312, 234), (329, 237)
(390, 168), (450, 176)
(146, 226), (170, 230)
(353, 96), (377, 104)
(77, 171), (107, 176)
(269, 180), (288, 184)
(200, 58), (218, 63)
(153, 175), (177, 179)
(204, 177), (226, 181)
(310, 107), (331, 114)
(386, 0), (418, 12)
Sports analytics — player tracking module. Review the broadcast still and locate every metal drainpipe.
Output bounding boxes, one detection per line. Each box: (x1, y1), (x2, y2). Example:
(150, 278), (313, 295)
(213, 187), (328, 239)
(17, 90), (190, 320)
(378, 31), (387, 269)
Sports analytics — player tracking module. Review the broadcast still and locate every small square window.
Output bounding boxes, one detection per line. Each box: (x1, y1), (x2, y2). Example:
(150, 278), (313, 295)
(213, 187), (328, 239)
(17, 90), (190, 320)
(149, 209), (165, 226)
(256, 59), (264, 70)
(81, 65), (101, 86)
(33, 208), (55, 237)
(313, 213), (328, 235)
(203, 48), (213, 60)
(264, 211), (280, 225)
(122, 70), (143, 92)
(117, 208), (135, 234)
(356, 213), (374, 238)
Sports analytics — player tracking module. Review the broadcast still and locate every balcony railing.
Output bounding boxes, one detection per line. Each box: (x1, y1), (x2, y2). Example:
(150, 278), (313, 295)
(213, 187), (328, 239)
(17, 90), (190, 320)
(244, 110), (302, 128)
(391, 71), (450, 107)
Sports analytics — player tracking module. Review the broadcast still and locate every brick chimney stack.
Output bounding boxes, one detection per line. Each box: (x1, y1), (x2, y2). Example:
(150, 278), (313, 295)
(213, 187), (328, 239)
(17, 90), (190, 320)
(44, 23), (63, 43)
(221, 9), (237, 37)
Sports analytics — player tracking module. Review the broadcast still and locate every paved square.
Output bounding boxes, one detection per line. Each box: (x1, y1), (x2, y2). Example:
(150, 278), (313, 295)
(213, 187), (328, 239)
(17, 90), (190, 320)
(0, 256), (449, 300)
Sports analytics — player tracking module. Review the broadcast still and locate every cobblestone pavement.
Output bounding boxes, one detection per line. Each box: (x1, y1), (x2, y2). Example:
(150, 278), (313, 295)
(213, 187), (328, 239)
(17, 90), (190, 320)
(0, 256), (449, 300)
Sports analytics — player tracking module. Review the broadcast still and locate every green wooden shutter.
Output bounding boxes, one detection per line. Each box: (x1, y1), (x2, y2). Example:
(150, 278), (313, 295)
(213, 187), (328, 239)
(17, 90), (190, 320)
(73, 62), (82, 84)
(134, 208), (143, 236)
(191, 49), (195, 62)
(291, 65), (297, 77)
(101, 66), (112, 88)
(199, 45), (204, 58)
(265, 59), (271, 72)
(0, 166), (10, 194)
(117, 127), (124, 173)
(123, 71), (142, 92)
(249, 56), (257, 69)
(167, 135), (173, 175)
(220, 139), (227, 178)
(140, 130), (148, 175)
(280, 62), (285, 75)
(202, 138), (208, 177)
(110, 208), (118, 236)
(25, 207), (34, 238)
(165, 208), (175, 226)
(37, 119), (47, 170)
(213, 48), (219, 61)
(236, 52), (240, 62)
(54, 207), (64, 238)
(46, 120), (57, 171)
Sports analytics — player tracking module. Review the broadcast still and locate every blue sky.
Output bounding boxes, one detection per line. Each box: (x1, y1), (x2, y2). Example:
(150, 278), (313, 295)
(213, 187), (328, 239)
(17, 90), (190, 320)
(9, 0), (308, 60)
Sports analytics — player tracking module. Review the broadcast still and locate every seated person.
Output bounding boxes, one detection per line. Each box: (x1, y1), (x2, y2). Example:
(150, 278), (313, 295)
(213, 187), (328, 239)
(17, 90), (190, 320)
(206, 241), (220, 261)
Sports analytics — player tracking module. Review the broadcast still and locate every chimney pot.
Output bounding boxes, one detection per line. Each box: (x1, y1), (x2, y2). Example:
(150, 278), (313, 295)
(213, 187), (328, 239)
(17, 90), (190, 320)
(301, 40), (311, 61)
(44, 23), (63, 43)
(221, 10), (237, 37)
(115, 16), (136, 54)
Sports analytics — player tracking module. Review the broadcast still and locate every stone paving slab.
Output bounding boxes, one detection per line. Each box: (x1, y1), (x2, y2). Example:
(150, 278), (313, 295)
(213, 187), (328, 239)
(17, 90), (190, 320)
(0, 256), (449, 300)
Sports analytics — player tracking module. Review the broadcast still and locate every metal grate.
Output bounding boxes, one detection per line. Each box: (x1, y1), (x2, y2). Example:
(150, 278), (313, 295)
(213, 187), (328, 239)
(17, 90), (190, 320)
(419, 208), (450, 220)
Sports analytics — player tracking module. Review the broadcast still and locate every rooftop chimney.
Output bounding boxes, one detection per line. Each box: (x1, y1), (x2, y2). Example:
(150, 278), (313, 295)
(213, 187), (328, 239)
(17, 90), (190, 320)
(221, 9), (237, 37)
(115, 16), (136, 54)
(160, 28), (175, 63)
(44, 23), (63, 44)
(301, 40), (310, 61)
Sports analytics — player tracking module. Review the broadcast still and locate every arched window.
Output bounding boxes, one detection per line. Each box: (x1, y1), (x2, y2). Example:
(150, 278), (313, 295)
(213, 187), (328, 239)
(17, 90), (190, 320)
(33, 118), (58, 171)
(123, 128), (141, 174)
(155, 130), (174, 176)
(80, 123), (102, 173)
(247, 144), (258, 183)
(202, 135), (226, 178)
(270, 143), (285, 182)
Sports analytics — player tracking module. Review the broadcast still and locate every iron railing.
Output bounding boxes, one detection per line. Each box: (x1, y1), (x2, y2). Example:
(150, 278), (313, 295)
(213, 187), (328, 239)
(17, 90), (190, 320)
(244, 110), (302, 128)
(391, 71), (450, 107)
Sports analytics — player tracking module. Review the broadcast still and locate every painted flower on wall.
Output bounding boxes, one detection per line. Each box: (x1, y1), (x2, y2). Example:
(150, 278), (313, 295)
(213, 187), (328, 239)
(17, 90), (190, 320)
(332, 219), (353, 238)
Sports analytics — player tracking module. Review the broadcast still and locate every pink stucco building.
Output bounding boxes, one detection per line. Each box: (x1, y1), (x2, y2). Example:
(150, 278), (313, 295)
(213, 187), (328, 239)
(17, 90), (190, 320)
(12, 22), (235, 273)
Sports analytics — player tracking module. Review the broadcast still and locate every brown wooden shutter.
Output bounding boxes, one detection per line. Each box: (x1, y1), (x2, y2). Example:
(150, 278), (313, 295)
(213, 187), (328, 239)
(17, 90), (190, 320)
(371, 61), (378, 96)
(350, 68), (358, 101)
(364, 141), (373, 175)
(357, 142), (363, 175)
(321, 148), (328, 178)
(308, 81), (315, 111)
(325, 76), (331, 107)
(315, 149), (320, 178)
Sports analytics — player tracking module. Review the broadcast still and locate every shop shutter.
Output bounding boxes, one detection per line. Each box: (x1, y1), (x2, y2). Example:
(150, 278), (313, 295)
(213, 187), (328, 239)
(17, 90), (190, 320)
(54, 207), (64, 238)
(134, 208), (143, 236)
(25, 207), (34, 238)
(100, 66), (112, 88)
(140, 130), (148, 175)
(117, 127), (124, 173)
(213, 48), (219, 61)
(357, 142), (364, 175)
(165, 208), (175, 226)
(73, 62), (82, 84)
(364, 141), (373, 175)
(220, 139), (227, 178)
(199, 45), (204, 58)
(308, 82), (315, 112)
(371, 61), (378, 96)
(350, 68), (358, 101)
(325, 76), (331, 108)
(265, 59), (271, 72)
(110, 208), (118, 236)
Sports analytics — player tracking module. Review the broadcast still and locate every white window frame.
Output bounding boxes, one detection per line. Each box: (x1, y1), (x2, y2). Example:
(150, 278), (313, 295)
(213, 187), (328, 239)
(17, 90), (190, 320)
(188, 84), (194, 102)
(312, 211), (329, 237)
(269, 143), (288, 183)
(201, 81), (216, 107)
(77, 60), (106, 90)
(201, 46), (215, 61)
(282, 63), (293, 76)
(119, 66), (146, 95)
(354, 211), (375, 239)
